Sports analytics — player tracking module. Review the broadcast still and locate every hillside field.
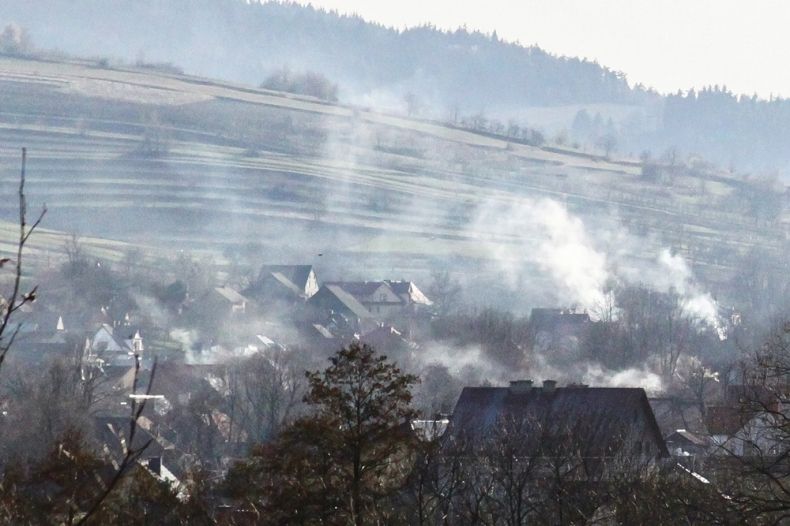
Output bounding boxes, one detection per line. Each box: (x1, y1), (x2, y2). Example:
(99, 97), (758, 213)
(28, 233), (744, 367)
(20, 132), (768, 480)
(0, 55), (785, 307)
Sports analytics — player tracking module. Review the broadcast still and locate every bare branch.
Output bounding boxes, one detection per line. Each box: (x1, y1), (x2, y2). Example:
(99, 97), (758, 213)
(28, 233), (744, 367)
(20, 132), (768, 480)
(0, 148), (46, 369)
(75, 355), (158, 525)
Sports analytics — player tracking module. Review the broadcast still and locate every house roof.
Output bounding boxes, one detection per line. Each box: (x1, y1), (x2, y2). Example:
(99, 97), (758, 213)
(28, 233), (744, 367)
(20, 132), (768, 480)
(245, 271), (305, 301)
(95, 416), (166, 459)
(648, 397), (706, 436)
(666, 429), (710, 447)
(93, 324), (134, 353)
(385, 280), (433, 305)
(361, 324), (418, 351)
(213, 286), (248, 305)
(312, 285), (375, 320)
(258, 265), (314, 291)
(449, 385), (668, 458)
(268, 272), (304, 296)
(311, 324), (334, 339)
(530, 308), (590, 330)
(325, 281), (395, 299)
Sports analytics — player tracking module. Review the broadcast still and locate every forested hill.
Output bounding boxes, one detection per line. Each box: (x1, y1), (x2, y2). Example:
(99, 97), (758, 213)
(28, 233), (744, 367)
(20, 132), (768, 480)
(4, 1), (790, 176)
(0, 0), (647, 109)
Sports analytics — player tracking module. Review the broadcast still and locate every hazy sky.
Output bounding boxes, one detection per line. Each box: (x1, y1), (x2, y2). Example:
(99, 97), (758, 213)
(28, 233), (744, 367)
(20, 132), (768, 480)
(290, 0), (790, 97)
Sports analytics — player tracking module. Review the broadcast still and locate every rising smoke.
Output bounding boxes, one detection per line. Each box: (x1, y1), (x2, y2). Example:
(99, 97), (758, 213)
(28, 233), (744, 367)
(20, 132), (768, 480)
(470, 196), (723, 333)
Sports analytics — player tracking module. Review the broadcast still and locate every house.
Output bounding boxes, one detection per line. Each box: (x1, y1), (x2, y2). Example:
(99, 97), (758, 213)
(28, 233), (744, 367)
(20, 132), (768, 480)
(705, 405), (749, 452)
(705, 394), (788, 457)
(384, 280), (433, 310)
(210, 286), (249, 315)
(448, 379), (668, 466)
(665, 429), (711, 457)
(324, 281), (404, 317)
(360, 324), (417, 356)
(649, 396), (706, 436)
(87, 324), (146, 368)
(324, 280), (433, 317)
(530, 308), (591, 355)
(307, 284), (378, 335)
(707, 407), (786, 457)
(411, 418), (450, 441)
(530, 308), (591, 333)
(94, 415), (181, 489)
(298, 323), (337, 353)
(245, 265), (319, 303)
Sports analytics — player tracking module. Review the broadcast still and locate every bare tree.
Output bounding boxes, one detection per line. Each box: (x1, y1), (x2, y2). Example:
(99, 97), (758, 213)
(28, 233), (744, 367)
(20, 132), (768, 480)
(0, 148), (46, 370)
(0, 150), (162, 524)
(75, 355), (158, 525)
(713, 321), (790, 523)
(226, 348), (306, 444)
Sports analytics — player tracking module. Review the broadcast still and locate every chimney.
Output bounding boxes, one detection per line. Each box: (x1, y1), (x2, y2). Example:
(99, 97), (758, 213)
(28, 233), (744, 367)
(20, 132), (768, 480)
(509, 380), (533, 394)
(542, 379), (557, 393)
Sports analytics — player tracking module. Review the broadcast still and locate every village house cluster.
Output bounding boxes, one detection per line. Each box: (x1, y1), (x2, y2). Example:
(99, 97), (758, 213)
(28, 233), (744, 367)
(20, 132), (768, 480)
(1, 264), (785, 510)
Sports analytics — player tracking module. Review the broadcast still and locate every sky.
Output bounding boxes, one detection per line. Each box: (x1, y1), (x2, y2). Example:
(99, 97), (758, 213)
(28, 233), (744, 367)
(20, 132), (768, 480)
(288, 0), (790, 97)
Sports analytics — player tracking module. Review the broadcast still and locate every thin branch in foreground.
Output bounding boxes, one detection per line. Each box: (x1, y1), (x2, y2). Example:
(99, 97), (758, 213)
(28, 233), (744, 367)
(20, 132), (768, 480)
(0, 147), (46, 369)
(75, 355), (158, 525)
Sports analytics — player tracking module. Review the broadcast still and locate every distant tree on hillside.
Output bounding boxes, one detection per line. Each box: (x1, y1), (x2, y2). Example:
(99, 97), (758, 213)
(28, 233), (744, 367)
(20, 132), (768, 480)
(0, 23), (32, 56)
(597, 133), (618, 158)
(261, 67), (339, 102)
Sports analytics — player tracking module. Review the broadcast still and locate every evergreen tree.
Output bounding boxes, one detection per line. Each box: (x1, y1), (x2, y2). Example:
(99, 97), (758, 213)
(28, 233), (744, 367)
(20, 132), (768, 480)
(227, 342), (418, 525)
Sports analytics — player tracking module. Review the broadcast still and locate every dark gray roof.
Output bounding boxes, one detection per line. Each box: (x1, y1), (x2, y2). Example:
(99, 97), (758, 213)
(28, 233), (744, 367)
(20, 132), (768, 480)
(324, 281), (393, 298)
(530, 308), (590, 330)
(320, 285), (374, 319)
(312, 324), (335, 339)
(309, 285), (373, 319)
(449, 385), (668, 458)
(213, 286), (248, 304)
(258, 265), (314, 291)
(666, 429), (710, 447)
(95, 416), (165, 460)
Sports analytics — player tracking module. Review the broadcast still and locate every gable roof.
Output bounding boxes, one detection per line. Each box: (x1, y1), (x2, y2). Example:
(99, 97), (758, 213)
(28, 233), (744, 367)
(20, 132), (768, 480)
(310, 285), (375, 320)
(95, 416), (166, 460)
(385, 280), (433, 305)
(324, 285), (375, 319)
(648, 397), (706, 436)
(245, 270), (309, 302)
(530, 308), (591, 330)
(311, 324), (335, 339)
(268, 272), (304, 296)
(666, 429), (711, 448)
(258, 265), (314, 291)
(213, 286), (248, 305)
(450, 385), (668, 458)
(324, 281), (395, 299)
(92, 324), (133, 353)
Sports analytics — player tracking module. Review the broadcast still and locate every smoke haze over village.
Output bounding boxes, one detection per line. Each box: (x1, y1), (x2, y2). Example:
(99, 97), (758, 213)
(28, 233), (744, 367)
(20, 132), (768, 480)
(0, 1), (786, 522)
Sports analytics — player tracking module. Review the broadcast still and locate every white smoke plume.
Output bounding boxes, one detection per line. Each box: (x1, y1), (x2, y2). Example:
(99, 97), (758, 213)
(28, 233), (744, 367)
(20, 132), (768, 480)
(471, 196), (724, 336)
(656, 249), (725, 338)
(472, 197), (609, 309)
